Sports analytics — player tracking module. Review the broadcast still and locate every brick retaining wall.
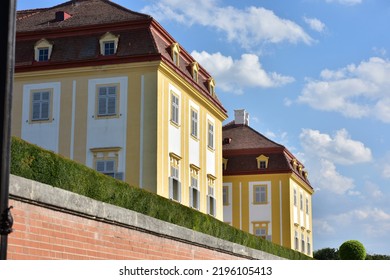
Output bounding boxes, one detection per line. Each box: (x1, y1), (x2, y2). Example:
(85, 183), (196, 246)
(8, 175), (284, 260)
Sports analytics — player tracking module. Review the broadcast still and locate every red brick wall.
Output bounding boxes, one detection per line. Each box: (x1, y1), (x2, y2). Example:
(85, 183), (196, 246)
(8, 199), (244, 260)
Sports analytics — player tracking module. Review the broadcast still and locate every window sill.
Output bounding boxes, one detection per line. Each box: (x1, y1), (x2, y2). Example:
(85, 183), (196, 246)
(170, 120), (180, 128)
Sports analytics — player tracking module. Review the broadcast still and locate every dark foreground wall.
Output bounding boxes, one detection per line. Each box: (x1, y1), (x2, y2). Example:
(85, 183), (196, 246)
(8, 175), (284, 260)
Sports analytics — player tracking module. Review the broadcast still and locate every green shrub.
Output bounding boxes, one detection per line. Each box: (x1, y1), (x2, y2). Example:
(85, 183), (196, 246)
(10, 136), (311, 260)
(339, 240), (366, 260)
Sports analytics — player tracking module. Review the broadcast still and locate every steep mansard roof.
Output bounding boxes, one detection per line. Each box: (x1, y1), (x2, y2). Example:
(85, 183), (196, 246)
(222, 122), (312, 189)
(16, 0), (150, 32)
(15, 0), (226, 114)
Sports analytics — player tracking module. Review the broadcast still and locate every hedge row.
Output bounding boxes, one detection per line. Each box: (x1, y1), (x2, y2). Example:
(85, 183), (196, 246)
(10, 137), (311, 260)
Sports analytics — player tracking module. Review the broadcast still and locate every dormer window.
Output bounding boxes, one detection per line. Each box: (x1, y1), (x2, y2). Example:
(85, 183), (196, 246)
(38, 48), (49, 61)
(34, 39), (53, 62)
(256, 155), (269, 169)
(104, 41), (115, 55)
(99, 32), (119, 56)
(171, 43), (180, 66)
(208, 78), (215, 96)
(191, 62), (199, 82)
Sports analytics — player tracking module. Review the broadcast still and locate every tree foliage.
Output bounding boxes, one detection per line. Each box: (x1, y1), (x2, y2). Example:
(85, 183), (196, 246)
(313, 247), (340, 260)
(339, 240), (366, 260)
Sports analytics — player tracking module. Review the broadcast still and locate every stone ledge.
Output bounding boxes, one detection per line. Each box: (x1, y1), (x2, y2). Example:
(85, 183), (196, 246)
(9, 174), (284, 260)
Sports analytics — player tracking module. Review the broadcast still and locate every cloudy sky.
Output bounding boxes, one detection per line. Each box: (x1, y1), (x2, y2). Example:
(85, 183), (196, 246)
(18, 0), (390, 255)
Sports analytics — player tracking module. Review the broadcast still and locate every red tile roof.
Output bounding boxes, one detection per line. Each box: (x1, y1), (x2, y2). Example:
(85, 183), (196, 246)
(223, 122), (312, 188)
(15, 0), (226, 114)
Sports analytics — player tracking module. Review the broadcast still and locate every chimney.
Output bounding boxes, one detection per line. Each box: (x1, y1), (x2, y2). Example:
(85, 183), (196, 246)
(234, 109), (249, 126)
(55, 11), (71, 21)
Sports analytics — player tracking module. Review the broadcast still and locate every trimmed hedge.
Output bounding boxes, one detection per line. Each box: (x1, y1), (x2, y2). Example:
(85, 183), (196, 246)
(339, 240), (366, 260)
(10, 137), (311, 260)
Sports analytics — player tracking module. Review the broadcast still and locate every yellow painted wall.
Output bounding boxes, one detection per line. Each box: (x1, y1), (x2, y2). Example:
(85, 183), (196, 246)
(223, 172), (313, 256)
(13, 60), (227, 220)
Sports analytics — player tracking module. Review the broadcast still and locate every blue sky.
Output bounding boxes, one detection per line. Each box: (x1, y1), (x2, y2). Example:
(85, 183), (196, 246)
(17, 0), (390, 255)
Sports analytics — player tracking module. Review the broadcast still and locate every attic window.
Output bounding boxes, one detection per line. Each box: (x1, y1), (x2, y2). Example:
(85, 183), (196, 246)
(256, 155), (269, 169)
(208, 78), (215, 96)
(222, 158), (228, 171)
(99, 32), (120, 56)
(191, 62), (199, 82)
(34, 39), (53, 62)
(171, 43), (180, 66)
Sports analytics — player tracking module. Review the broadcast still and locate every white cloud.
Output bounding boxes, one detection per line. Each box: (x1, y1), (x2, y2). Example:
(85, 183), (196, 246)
(313, 219), (335, 234)
(299, 57), (390, 123)
(364, 181), (383, 199)
(142, 0), (313, 49)
(303, 17), (326, 32)
(300, 128), (372, 165)
(317, 159), (356, 194)
(383, 164), (390, 179)
(325, 0), (362, 5)
(191, 51), (294, 94)
(299, 128), (372, 195)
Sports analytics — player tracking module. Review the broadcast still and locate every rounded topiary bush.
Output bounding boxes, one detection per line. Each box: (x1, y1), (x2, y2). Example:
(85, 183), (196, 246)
(339, 240), (366, 260)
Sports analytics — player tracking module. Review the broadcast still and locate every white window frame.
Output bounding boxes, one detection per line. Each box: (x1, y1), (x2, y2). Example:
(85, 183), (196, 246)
(171, 92), (179, 125)
(189, 173), (200, 210)
(34, 39), (53, 62)
(97, 85), (117, 117)
(223, 185), (229, 205)
(169, 154), (181, 202)
(99, 32), (119, 56)
(254, 185), (267, 204)
(207, 121), (214, 149)
(96, 159), (116, 177)
(31, 90), (51, 121)
(307, 237), (311, 255)
(190, 108), (198, 138)
(207, 176), (216, 216)
(103, 41), (115, 56)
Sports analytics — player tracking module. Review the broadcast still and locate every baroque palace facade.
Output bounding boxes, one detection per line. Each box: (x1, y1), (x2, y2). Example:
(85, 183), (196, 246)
(13, 0), (313, 256)
(13, 0), (227, 220)
(222, 110), (314, 256)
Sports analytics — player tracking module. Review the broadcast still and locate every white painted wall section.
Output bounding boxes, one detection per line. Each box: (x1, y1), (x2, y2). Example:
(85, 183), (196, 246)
(21, 82), (61, 153)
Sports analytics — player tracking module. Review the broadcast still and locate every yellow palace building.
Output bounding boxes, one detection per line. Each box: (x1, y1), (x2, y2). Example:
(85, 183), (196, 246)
(12, 0), (227, 220)
(222, 110), (314, 256)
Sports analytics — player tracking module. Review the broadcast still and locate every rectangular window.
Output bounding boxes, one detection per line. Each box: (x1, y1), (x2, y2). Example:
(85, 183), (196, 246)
(171, 93), (179, 124)
(295, 231), (299, 250)
(189, 168), (199, 210)
(207, 177), (216, 216)
(38, 48), (49, 61)
(223, 185), (229, 205)
(31, 91), (50, 121)
(98, 86), (117, 116)
(169, 156), (181, 202)
(259, 161), (266, 169)
(306, 198), (309, 215)
(254, 185), (267, 204)
(96, 159), (116, 177)
(300, 193), (303, 210)
(301, 234), (305, 253)
(293, 189), (297, 206)
(307, 237), (311, 255)
(208, 122), (214, 149)
(190, 109), (198, 137)
(104, 41), (115, 55)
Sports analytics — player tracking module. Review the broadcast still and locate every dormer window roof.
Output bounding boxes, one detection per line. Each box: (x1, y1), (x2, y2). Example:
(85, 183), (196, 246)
(208, 78), (215, 96)
(34, 39), (53, 62)
(99, 32), (120, 56)
(171, 43), (180, 66)
(191, 62), (199, 82)
(256, 154), (269, 169)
